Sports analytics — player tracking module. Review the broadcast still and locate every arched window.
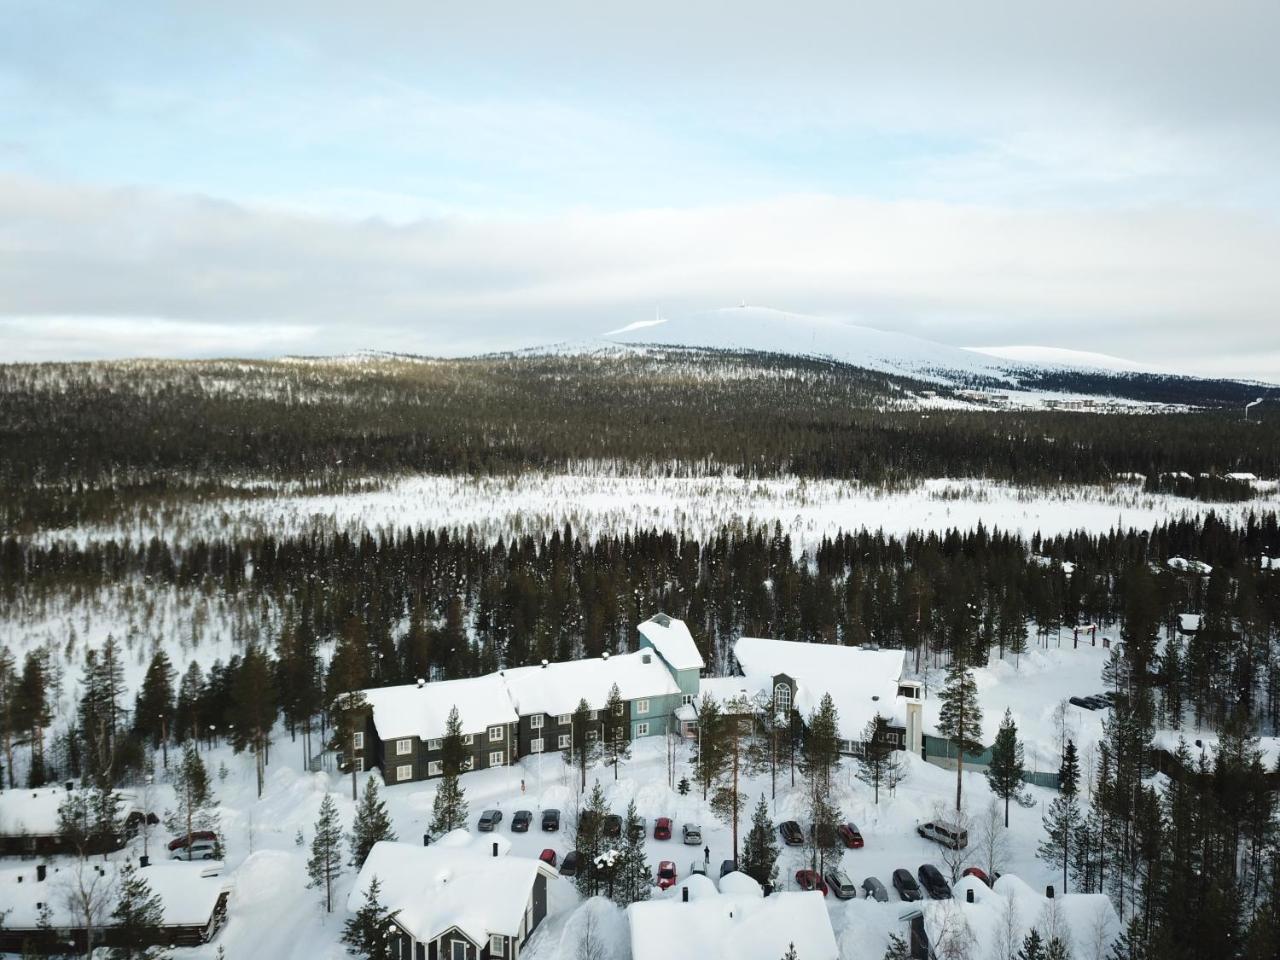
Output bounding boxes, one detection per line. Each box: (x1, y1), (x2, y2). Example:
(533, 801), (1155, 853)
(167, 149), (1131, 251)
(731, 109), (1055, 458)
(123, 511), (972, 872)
(773, 682), (792, 717)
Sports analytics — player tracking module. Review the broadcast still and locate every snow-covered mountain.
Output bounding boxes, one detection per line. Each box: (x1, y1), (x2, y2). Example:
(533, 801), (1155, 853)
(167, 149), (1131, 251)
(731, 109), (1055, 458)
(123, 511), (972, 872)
(965, 344), (1156, 374)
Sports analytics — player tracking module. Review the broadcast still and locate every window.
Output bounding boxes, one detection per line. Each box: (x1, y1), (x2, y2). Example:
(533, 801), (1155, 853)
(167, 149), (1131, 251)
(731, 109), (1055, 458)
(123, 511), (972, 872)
(463, 734), (474, 746)
(681, 694), (694, 707)
(428, 761), (443, 776)
(635, 722), (649, 737)
(556, 713), (572, 725)
(461, 757), (473, 771)
(530, 715), (544, 730)
(588, 710), (598, 720)
(635, 699), (650, 715)
(488, 726), (504, 742)
(427, 738), (442, 751)
(490, 936), (505, 957)
(613, 703), (625, 716)
(489, 751), (505, 767)
(352, 732), (364, 750)
(396, 764), (413, 782)
(354, 757), (365, 772)
(396, 738), (413, 756)
(452, 942), (467, 960)
(773, 682), (792, 716)
(530, 738), (544, 753)
(586, 730), (599, 743)
(558, 734), (571, 749)
(613, 726), (625, 741)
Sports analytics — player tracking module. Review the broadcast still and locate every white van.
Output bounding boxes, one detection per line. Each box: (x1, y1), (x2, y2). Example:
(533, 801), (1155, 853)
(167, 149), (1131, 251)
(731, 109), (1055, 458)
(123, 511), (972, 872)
(916, 821), (968, 850)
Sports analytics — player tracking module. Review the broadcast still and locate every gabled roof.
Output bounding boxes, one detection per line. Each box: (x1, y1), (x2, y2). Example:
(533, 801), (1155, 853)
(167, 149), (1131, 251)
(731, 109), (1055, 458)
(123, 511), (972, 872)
(638, 614), (705, 672)
(503, 651), (680, 718)
(628, 889), (837, 960)
(363, 674), (519, 743)
(348, 834), (554, 945)
(732, 637), (906, 740)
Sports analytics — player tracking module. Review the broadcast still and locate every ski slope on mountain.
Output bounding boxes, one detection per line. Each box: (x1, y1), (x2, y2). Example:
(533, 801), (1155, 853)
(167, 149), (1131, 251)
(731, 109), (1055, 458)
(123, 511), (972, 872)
(965, 344), (1156, 374)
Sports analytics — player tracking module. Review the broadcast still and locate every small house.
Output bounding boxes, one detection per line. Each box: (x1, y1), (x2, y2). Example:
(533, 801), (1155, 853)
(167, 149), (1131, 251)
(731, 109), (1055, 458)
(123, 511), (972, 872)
(0, 785), (146, 857)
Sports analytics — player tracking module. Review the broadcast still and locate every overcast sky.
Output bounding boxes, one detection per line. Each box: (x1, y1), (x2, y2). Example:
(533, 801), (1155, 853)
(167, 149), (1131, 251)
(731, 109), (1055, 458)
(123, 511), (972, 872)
(2, 1), (1279, 379)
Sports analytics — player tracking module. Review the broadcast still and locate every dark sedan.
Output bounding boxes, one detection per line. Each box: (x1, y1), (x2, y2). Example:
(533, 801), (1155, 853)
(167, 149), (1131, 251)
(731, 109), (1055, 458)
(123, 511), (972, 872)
(862, 876), (889, 902)
(542, 809), (561, 832)
(478, 810), (503, 832)
(561, 850), (580, 877)
(779, 820), (805, 846)
(892, 868), (922, 902)
(918, 864), (952, 899)
(511, 810), (533, 832)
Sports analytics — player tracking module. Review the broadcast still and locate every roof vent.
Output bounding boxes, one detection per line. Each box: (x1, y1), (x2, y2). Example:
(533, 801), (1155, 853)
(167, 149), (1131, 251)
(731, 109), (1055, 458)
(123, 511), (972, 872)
(642, 654), (652, 664)
(602, 651), (610, 660)
(541, 660), (549, 669)
(416, 678), (425, 689)
(492, 842), (500, 858)
(682, 886), (689, 902)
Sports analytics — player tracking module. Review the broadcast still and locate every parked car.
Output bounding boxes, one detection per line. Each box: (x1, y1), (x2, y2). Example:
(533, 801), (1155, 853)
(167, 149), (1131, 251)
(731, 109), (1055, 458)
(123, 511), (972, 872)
(542, 809), (561, 832)
(916, 820), (968, 850)
(682, 823), (702, 844)
(539, 848), (558, 868)
(795, 869), (829, 895)
(653, 817), (673, 840)
(962, 866), (991, 886)
(561, 851), (580, 877)
(656, 860), (678, 890)
(892, 868), (922, 901)
(478, 810), (504, 832)
(512, 810), (533, 832)
(171, 841), (216, 861)
(837, 823), (865, 849)
(1069, 696), (1095, 710)
(168, 830), (218, 852)
(629, 817), (648, 841)
(720, 859), (737, 878)
(862, 876), (889, 902)
(917, 864), (952, 899)
(825, 867), (857, 899)
(603, 814), (623, 838)
(690, 860), (707, 877)
(779, 820), (804, 846)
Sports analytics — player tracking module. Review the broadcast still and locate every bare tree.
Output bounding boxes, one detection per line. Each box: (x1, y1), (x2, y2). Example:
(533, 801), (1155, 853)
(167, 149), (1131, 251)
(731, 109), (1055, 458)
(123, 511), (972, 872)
(1037, 897), (1072, 957)
(927, 902), (976, 960)
(976, 800), (1010, 880)
(576, 903), (609, 960)
(990, 894), (1022, 960)
(60, 858), (118, 958)
(1084, 900), (1117, 960)
(1051, 699), (1070, 763)
(932, 802), (972, 884)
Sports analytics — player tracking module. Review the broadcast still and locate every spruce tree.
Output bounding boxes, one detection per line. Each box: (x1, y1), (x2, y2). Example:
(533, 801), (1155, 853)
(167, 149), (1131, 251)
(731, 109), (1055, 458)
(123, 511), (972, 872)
(1044, 937), (1070, 960)
(350, 776), (397, 868)
(308, 793), (344, 913)
(602, 684), (631, 781)
(17, 649), (52, 786)
(781, 944), (797, 960)
(0, 647), (15, 789)
(342, 875), (401, 960)
(166, 741), (219, 854)
(986, 709), (1026, 826)
(109, 863), (166, 959)
(936, 659), (983, 810)
(800, 693), (840, 794)
(882, 933), (909, 960)
(693, 693), (727, 800)
(564, 698), (602, 791)
(133, 651), (175, 753)
(614, 800), (651, 907)
(1018, 929), (1046, 960)
(857, 714), (894, 804)
(740, 794), (780, 888)
(429, 706), (469, 835)
(574, 781), (609, 897)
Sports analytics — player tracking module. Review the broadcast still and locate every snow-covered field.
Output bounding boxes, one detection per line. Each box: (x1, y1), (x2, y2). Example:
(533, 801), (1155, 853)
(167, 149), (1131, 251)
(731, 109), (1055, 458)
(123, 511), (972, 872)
(33, 474), (1278, 554)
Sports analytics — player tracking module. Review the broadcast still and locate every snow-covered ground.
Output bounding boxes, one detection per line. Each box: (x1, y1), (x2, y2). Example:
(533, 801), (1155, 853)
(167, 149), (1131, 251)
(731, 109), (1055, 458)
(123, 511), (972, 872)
(30, 474), (1278, 554)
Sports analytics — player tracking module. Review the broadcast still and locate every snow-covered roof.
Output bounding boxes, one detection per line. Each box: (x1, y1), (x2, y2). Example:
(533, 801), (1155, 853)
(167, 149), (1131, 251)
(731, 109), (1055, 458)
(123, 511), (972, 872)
(638, 614), (705, 672)
(503, 651), (680, 718)
(1225, 472), (1258, 482)
(629, 890), (837, 960)
(0, 785), (139, 838)
(348, 834), (553, 945)
(697, 677), (763, 711)
(732, 637), (906, 740)
(363, 675), (519, 742)
(1151, 730), (1280, 769)
(1177, 613), (1201, 633)
(1167, 556), (1212, 574)
(0, 860), (228, 929)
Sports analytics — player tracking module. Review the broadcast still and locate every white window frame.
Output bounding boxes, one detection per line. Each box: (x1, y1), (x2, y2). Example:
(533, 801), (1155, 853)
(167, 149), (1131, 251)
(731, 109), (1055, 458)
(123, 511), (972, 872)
(354, 757), (365, 772)
(428, 760), (443, 776)
(396, 764), (413, 782)
(774, 682), (792, 716)
(452, 941), (467, 960)
(530, 715), (544, 730)
(427, 738), (443, 751)
(556, 713), (572, 726)
(489, 751), (505, 767)
(558, 734), (572, 749)
(488, 726), (504, 742)
(635, 699), (650, 715)
(613, 703), (625, 717)
(681, 694), (694, 707)
(588, 710), (598, 720)
(530, 738), (544, 753)
(395, 738), (413, 756)
(635, 722), (650, 737)
(352, 731), (364, 750)
(490, 935), (505, 957)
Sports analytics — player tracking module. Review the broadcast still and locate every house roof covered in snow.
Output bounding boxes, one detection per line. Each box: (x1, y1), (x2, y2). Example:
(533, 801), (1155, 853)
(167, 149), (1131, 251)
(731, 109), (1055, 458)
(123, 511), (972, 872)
(363, 674), (520, 742)
(695, 677), (762, 712)
(1177, 613), (1201, 633)
(638, 614), (705, 672)
(0, 785), (139, 838)
(347, 834), (553, 945)
(732, 637), (906, 740)
(503, 651), (681, 718)
(629, 889), (837, 960)
(0, 860), (228, 930)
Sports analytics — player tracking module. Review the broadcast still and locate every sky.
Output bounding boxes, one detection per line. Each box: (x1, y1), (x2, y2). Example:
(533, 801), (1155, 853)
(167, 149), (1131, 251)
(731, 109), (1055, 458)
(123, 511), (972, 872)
(1, 0), (1279, 379)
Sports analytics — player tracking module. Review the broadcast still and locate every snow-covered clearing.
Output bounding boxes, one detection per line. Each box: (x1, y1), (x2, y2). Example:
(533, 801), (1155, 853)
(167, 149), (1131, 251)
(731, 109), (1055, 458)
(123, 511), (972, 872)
(34, 474), (1278, 554)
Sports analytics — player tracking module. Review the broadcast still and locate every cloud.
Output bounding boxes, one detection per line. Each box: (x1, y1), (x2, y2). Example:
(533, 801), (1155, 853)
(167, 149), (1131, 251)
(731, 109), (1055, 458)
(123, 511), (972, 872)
(1, 174), (1278, 378)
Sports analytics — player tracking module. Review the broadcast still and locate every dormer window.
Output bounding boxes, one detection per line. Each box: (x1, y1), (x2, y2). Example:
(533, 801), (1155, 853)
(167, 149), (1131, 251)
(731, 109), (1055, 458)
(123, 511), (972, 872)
(773, 682), (792, 716)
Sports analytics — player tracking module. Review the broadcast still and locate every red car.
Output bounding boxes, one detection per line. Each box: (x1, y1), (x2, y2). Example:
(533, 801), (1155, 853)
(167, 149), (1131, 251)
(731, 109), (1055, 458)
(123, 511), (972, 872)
(795, 869), (829, 895)
(539, 849), (558, 868)
(653, 817), (673, 840)
(167, 831), (218, 852)
(837, 823), (865, 849)
(656, 860), (678, 890)
(962, 866), (991, 886)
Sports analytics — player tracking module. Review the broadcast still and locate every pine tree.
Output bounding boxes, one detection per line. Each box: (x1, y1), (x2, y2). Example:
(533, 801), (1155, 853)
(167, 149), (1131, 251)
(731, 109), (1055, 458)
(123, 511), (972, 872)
(133, 651), (175, 752)
(740, 794), (780, 888)
(429, 706), (469, 835)
(882, 933), (909, 960)
(1018, 929), (1046, 960)
(857, 714), (894, 804)
(936, 659), (983, 811)
(230, 643), (276, 797)
(0, 646), (15, 788)
(614, 800), (651, 907)
(109, 863), (166, 959)
(16, 650), (53, 786)
(165, 741), (219, 854)
(308, 793), (344, 913)
(693, 693), (727, 800)
(349, 775), (397, 868)
(602, 684), (631, 780)
(1045, 937), (1070, 960)
(781, 944), (797, 960)
(342, 875), (401, 960)
(574, 781), (609, 897)
(564, 698), (602, 791)
(986, 709), (1026, 826)
(800, 693), (840, 794)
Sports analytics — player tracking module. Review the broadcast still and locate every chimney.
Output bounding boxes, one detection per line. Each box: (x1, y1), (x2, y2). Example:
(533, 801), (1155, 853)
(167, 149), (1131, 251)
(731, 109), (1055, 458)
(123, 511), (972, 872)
(16, 875), (22, 883)
(540, 660), (548, 669)
(417, 678), (425, 689)
(66, 780), (74, 792)
(966, 889), (974, 903)
(642, 654), (652, 664)
(492, 842), (499, 858)
(37, 864), (46, 882)
(682, 886), (689, 902)
(602, 651), (610, 660)
(139, 855), (150, 868)
(424, 833), (431, 847)
(1046, 885), (1055, 899)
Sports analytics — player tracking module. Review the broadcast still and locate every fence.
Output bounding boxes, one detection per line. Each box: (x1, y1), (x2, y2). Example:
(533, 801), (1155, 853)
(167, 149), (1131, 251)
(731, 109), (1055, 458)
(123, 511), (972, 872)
(922, 734), (1060, 790)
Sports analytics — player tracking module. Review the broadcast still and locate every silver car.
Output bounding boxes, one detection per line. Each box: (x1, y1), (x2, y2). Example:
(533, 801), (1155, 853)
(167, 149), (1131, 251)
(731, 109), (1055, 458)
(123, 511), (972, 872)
(826, 867), (857, 899)
(682, 823), (702, 844)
